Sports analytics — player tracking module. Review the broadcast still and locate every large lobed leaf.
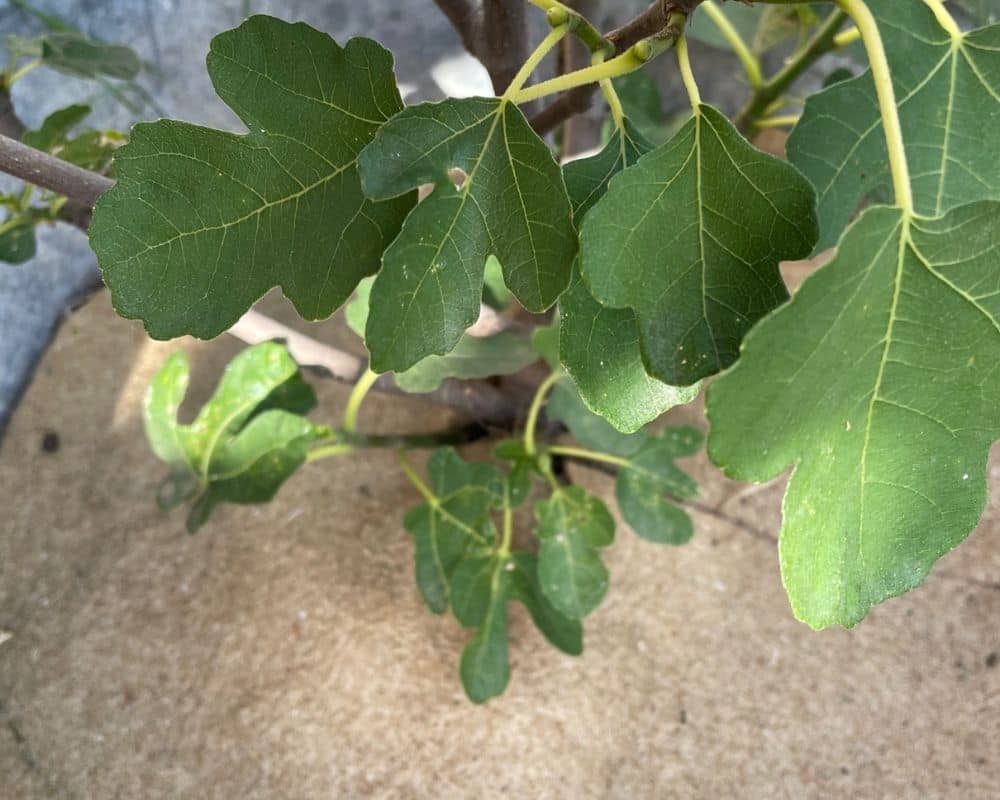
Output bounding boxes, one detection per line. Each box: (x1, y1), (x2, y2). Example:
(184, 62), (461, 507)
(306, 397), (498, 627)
(708, 202), (1000, 628)
(90, 15), (413, 340)
(580, 104), (817, 386)
(789, 0), (1000, 250)
(358, 97), (576, 373)
(560, 119), (699, 433)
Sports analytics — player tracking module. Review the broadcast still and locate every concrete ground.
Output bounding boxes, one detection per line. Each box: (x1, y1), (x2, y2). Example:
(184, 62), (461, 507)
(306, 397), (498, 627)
(0, 290), (998, 799)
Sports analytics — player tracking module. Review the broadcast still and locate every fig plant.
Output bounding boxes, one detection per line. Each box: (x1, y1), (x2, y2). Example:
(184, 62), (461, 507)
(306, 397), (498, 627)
(2, 0), (999, 702)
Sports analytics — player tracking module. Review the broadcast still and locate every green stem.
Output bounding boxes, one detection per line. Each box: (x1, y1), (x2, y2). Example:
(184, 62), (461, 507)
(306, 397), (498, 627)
(342, 368), (379, 433)
(596, 50), (625, 131)
(512, 13), (686, 105)
(503, 22), (570, 100)
(923, 0), (962, 38)
(834, 26), (861, 47)
(835, 0), (912, 214)
(676, 34), (702, 109)
(397, 450), (438, 505)
(7, 59), (40, 86)
(700, 1), (763, 89)
(524, 371), (561, 457)
(306, 443), (354, 463)
(499, 490), (514, 555)
(755, 114), (801, 128)
(547, 445), (629, 469)
(734, 9), (848, 134)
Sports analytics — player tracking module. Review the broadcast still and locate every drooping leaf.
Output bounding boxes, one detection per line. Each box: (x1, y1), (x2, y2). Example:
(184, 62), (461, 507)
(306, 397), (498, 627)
(788, 1), (1000, 250)
(39, 31), (142, 80)
(616, 427), (702, 544)
(358, 96), (576, 373)
(402, 449), (502, 614)
(561, 120), (699, 432)
(0, 217), (37, 264)
(90, 15), (414, 340)
(707, 202), (1000, 628)
(580, 103), (817, 386)
(142, 343), (323, 532)
(507, 552), (583, 655)
(346, 278), (537, 393)
(535, 486), (615, 619)
(452, 554), (511, 703)
(394, 332), (536, 394)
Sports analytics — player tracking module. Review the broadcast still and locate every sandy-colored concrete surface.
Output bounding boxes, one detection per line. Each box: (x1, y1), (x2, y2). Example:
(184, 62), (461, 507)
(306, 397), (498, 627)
(1, 291), (998, 799)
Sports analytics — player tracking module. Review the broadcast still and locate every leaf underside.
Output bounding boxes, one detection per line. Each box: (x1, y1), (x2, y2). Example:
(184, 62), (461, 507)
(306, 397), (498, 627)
(580, 103), (818, 386)
(789, 0), (1000, 250)
(708, 202), (1000, 628)
(90, 15), (413, 340)
(359, 97), (576, 373)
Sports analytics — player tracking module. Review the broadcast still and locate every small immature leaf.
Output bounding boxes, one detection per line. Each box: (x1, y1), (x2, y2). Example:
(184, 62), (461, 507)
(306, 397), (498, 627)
(90, 16), (413, 340)
(580, 104), (817, 386)
(507, 552), (583, 655)
(616, 427), (702, 544)
(535, 486), (615, 619)
(561, 120), (699, 433)
(453, 554), (511, 703)
(359, 97), (576, 372)
(493, 440), (539, 508)
(788, 1), (1000, 250)
(22, 104), (91, 152)
(403, 449), (502, 614)
(707, 203), (1000, 628)
(0, 217), (37, 264)
(142, 343), (323, 532)
(39, 31), (141, 80)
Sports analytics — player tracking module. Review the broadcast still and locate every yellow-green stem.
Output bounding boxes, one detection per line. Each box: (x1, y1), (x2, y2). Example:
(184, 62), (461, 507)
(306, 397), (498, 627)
(833, 26), (861, 47)
(342, 368), (379, 433)
(923, 0), (962, 39)
(755, 114), (801, 128)
(499, 493), (514, 555)
(397, 450), (438, 505)
(306, 443), (354, 463)
(597, 50), (626, 131)
(8, 59), (40, 86)
(524, 371), (561, 457)
(700, 1), (763, 89)
(547, 445), (629, 469)
(503, 23), (569, 100)
(835, 0), (913, 214)
(676, 34), (702, 109)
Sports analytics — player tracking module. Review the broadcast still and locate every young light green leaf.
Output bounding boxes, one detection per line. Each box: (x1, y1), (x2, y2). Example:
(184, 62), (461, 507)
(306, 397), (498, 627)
(394, 331), (536, 394)
(453, 554), (511, 703)
(90, 16), (414, 340)
(142, 342), (322, 531)
(0, 217), (37, 264)
(580, 104), (817, 386)
(535, 486), (615, 619)
(707, 202), (1000, 628)
(403, 449), (501, 614)
(358, 97), (576, 372)
(22, 104), (91, 152)
(616, 427), (702, 544)
(561, 121), (699, 433)
(507, 552), (583, 655)
(788, 1), (1000, 250)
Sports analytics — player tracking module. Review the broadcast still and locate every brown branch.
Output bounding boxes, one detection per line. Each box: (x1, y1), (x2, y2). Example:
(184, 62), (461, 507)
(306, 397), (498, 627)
(0, 133), (113, 207)
(481, 0), (530, 95)
(0, 89), (26, 139)
(529, 0), (705, 136)
(432, 0), (481, 54)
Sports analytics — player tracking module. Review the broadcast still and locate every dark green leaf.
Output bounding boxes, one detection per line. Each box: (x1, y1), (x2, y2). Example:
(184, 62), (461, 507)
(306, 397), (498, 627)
(616, 427), (701, 544)
(561, 121), (699, 432)
(0, 217), (37, 264)
(535, 486), (614, 619)
(142, 343), (323, 532)
(455, 554), (511, 703)
(57, 129), (126, 174)
(90, 16), (413, 340)
(580, 104), (817, 385)
(707, 202), (1000, 628)
(954, 0), (999, 27)
(403, 449), (501, 614)
(788, 1), (1000, 250)
(601, 72), (671, 147)
(493, 440), (539, 508)
(507, 552), (583, 655)
(40, 31), (141, 80)
(359, 96), (576, 372)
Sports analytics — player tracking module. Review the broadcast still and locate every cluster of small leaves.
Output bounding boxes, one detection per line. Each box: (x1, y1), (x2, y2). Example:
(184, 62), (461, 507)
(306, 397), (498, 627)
(0, 4), (139, 263)
(104, 0), (1000, 652)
